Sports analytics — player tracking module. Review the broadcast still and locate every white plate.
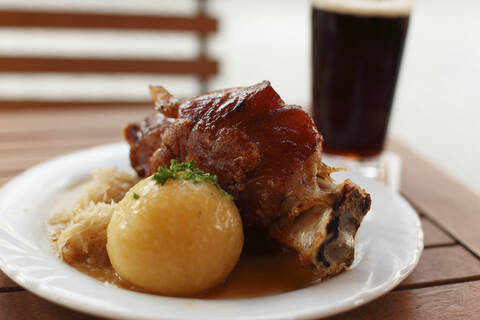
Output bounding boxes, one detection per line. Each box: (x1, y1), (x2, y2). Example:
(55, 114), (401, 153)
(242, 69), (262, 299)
(0, 143), (423, 320)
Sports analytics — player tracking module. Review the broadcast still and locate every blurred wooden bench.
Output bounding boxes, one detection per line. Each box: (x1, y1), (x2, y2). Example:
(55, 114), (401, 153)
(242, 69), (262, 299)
(0, 1), (218, 109)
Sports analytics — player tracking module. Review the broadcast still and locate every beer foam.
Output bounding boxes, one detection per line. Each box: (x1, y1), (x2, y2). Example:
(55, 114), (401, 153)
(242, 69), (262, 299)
(312, 0), (412, 17)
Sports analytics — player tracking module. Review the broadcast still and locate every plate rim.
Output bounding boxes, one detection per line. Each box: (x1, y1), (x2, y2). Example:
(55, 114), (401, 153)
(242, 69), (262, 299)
(0, 142), (424, 320)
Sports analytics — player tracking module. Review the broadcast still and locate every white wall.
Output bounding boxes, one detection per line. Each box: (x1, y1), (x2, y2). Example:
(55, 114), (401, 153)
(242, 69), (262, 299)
(208, 0), (310, 102)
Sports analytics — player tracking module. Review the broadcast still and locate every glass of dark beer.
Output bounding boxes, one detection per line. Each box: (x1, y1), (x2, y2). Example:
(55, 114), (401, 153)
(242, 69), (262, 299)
(312, 0), (411, 180)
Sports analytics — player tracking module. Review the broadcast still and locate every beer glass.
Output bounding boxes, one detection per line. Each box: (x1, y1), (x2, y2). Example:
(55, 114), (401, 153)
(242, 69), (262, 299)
(312, 0), (411, 182)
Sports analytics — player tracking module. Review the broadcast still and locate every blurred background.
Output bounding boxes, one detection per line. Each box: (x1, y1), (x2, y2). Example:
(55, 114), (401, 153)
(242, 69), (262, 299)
(0, 0), (479, 195)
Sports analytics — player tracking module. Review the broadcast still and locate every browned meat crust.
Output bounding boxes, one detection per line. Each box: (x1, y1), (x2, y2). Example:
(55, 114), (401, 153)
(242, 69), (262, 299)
(124, 81), (371, 278)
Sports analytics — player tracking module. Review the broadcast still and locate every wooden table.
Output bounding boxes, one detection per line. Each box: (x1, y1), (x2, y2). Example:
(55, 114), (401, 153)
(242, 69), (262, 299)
(1, 107), (479, 320)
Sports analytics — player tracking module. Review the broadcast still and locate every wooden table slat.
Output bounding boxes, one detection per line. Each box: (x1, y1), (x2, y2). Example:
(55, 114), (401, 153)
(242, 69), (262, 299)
(0, 141), (121, 167)
(0, 100), (151, 110)
(0, 136), (120, 154)
(0, 10), (218, 34)
(0, 107), (151, 135)
(0, 271), (19, 290)
(331, 280), (480, 320)
(422, 217), (456, 247)
(0, 154), (82, 173)
(398, 246), (480, 289)
(0, 140), (122, 178)
(0, 169), (22, 179)
(390, 140), (480, 258)
(0, 56), (219, 76)
(0, 177), (11, 187)
(0, 290), (97, 320)
(0, 124), (123, 143)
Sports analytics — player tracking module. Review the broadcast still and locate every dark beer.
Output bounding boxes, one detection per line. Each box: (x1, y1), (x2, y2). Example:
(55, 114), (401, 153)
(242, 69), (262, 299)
(312, 0), (410, 157)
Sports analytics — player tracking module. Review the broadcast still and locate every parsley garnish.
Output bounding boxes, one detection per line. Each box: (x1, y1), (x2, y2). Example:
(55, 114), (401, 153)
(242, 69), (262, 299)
(152, 160), (233, 200)
(133, 193), (140, 200)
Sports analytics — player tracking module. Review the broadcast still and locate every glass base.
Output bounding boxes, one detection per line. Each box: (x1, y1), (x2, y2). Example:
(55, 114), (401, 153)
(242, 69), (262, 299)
(322, 151), (402, 191)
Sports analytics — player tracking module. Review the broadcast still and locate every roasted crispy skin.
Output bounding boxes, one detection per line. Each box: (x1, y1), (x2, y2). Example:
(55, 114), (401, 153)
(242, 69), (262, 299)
(124, 81), (371, 278)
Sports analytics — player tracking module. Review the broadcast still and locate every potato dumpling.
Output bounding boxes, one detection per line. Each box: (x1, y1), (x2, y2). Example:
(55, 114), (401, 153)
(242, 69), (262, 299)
(106, 178), (243, 296)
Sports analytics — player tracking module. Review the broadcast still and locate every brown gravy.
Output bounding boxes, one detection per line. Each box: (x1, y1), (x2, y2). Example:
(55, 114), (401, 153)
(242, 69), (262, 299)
(51, 178), (321, 299)
(198, 247), (320, 299)
(74, 235), (320, 299)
